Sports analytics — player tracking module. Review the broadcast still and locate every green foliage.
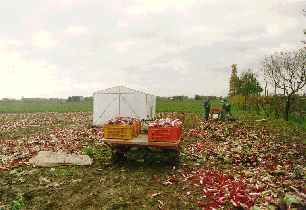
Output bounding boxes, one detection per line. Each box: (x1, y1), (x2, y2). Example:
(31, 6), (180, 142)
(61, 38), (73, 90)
(283, 194), (301, 206)
(82, 146), (95, 157)
(47, 167), (77, 177)
(10, 196), (25, 210)
(82, 146), (111, 160)
(194, 94), (203, 100)
(237, 70), (263, 96)
(267, 205), (277, 210)
(229, 64), (239, 96)
(228, 66), (262, 100)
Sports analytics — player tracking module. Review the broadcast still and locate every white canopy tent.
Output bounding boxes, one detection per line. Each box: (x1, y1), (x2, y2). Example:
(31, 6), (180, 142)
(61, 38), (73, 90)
(93, 86), (156, 126)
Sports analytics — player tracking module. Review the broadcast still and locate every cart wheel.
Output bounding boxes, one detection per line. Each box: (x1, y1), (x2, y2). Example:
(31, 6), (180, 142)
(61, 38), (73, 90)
(111, 148), (127, 163)
(165, 149), (180, 165)
(143, 153), (153, 164)
(172, 150), (181, 165)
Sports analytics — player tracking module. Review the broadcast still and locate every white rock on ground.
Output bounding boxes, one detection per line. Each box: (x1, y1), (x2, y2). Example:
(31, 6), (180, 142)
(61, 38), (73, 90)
(29, 151), (93, 167)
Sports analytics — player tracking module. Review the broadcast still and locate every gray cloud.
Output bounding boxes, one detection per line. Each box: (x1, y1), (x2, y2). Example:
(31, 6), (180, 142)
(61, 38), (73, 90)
(0, 0), (305, 98)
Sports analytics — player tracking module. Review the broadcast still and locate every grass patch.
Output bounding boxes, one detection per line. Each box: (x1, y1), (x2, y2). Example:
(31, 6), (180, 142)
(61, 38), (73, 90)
(9, 196), (25, 210)
(82, 145), (112, 161)
(156, 98), (203, 113)
(47, 167), (77, 177)
(0, 101), (92, 113)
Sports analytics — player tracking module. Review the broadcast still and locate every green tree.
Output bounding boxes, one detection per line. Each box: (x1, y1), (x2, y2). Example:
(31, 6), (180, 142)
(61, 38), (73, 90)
(194, 94), (202, 100)
(237, 70), (263, 110)
(237, 70), (263, 96)
(229, 64), (239, 96)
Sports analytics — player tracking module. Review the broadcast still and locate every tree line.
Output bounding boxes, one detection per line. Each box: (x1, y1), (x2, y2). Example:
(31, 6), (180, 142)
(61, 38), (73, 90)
(228, 47), (305, 121)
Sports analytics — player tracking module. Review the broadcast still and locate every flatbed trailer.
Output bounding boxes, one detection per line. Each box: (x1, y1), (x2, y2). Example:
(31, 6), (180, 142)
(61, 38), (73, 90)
(103, 134), (181, 162)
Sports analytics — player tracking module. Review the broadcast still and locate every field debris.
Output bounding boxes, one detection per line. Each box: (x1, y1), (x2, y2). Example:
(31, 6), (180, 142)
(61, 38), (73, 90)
(0, 112), (102, 171)
(29, 151), (93, 167)
(0, 112), (305, 209)
(179, 119), (305, 209)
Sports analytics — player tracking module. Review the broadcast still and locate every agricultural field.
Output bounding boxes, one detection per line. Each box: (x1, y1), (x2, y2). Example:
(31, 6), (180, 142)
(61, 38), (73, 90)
(156, 98), (204, 113)
(0, 100), (93, 113)
(0, 98), (221, 113)
(0, 111), (305, 209)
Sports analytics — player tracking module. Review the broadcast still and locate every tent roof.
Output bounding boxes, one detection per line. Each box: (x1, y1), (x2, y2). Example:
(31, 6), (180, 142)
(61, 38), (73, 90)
(93, 85), (155, 96)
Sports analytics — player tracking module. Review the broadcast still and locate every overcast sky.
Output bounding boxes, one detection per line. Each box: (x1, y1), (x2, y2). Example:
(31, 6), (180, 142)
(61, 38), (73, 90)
(0, 0), (305, 98)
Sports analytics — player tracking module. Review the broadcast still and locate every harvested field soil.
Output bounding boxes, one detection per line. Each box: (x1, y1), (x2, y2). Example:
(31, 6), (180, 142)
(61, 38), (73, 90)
(0, 112), (305, 209)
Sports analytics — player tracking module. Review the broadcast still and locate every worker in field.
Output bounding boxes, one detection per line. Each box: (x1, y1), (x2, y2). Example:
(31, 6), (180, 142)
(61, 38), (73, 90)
(203, 98), (211, 120)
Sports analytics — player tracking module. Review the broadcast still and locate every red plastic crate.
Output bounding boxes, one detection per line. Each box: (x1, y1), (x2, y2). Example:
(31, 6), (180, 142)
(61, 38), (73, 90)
(148, 127), (181, 142)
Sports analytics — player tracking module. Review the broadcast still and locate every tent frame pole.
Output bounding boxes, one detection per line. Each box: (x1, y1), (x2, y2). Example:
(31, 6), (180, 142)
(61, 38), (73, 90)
(118, 86), (121, 116)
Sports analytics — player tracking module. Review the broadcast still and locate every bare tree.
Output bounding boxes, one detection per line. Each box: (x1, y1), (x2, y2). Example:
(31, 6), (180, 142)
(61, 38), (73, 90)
(262, 48), (306, 121)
